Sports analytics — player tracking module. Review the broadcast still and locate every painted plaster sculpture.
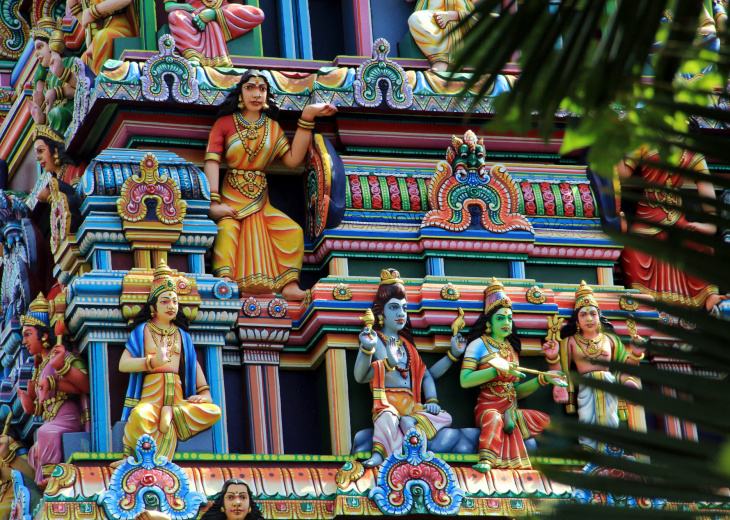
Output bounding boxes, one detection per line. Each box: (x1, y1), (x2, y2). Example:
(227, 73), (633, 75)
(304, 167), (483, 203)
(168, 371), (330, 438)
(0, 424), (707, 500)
(16, 293), (90, 487)
(166, 0), (264, 67)
(460, 278), (565, 472)
(353, 268), (465, 467)
(30, 18), (77, 135)
(27, 126), (82, 224)
(204, 70), (336, 301)
(422, 130), (533, 233)
(66, 0), (138, 75)
(119, 261), (221, 461)
(616, 130), (728, 312)
(407, 0), (478, 72)
(542, 281), (645, 454)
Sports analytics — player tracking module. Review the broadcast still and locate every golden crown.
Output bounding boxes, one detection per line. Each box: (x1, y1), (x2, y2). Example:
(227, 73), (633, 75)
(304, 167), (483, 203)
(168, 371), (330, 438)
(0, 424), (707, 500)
(484, 277), (512, 314)
(149, 260), (176, 301)
(50, 25), (65, 54)
(31, 17), (56, 41)
(20, 292), (51, 328)
(574, 280), (599, 310)
(379, 269), (403, 286)
(32, 125), (64, 144)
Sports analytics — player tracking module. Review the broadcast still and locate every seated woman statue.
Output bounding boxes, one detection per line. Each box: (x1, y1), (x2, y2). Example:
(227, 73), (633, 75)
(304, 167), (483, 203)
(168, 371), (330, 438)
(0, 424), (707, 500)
(166, 0), (265, 67)
(460, 278), (565, 472)
(16, 293), (90, 488)
(66, 0), (138, 75)
(354, 268), (464, 467)
(119, 261), (221, 461)
(205, 70), (336, 301)
(407, 0), (480, 72)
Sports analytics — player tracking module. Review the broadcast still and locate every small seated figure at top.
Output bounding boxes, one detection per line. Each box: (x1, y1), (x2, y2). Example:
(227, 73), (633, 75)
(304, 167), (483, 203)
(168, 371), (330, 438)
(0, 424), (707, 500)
(166, 0), (265, 67)
(204, 70), (336, 301)
(354, 269), (464, 467)
(460, 278), (565, 473)
(67, 0), (138, 75)
(119, 261), (221, 461)
(407, 0), (481, 72)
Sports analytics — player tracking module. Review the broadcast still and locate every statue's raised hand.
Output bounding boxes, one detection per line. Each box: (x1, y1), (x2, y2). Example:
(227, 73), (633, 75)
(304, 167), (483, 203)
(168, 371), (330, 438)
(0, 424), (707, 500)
(542, 339), (559, 360)
(49, 54), (64, 78)
(37, 377), (50, 402)
(0, 435), (11, 460)
(359, 329), (377, 353)
(450, 333), (465, 360)
(151, 342), (170, 369)
(49, 345), (67, 371)
(301, 103), (338, 122)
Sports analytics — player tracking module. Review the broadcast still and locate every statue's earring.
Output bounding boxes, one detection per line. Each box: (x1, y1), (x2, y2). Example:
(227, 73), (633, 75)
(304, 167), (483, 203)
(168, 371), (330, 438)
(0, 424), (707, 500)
(378, 314), (384, 327)
(263, 102), (269, 110)
(238, 97), (245, 109)
(221, 506), (225, 512)
(577, 323), (582, 333)
(42, 337), (50, 349)
(151, 308), (157, 318)
(485, 323), (491, 334)
(53, 150), (60, 166)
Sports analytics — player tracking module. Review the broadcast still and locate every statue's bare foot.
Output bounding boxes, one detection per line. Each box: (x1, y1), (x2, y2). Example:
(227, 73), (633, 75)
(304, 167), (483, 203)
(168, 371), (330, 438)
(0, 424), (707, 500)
(110, 458), (124, 469)
(281, 282), (307, 301)
(429, 61), (448, 73)
(160, 405), (173, 434)
(362, 453), (384, 468)
(472, 461), (491, 473)
(706, 293), (729, 311)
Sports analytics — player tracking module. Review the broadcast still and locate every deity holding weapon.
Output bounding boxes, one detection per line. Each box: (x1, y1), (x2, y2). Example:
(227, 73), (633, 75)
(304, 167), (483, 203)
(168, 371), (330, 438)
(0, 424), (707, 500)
(460, 278), (566, 473)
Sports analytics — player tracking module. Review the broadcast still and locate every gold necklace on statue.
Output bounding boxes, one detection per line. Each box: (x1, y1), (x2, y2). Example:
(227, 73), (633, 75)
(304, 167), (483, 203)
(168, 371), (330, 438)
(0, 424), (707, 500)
(574, 332), (606, 359)
(234, 113), (268, 161)
(483, 335), (512, 359)
(148, 321), (180, 357)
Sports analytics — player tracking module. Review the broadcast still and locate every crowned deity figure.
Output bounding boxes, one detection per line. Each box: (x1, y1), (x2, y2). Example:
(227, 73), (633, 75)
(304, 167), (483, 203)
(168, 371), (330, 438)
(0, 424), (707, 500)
(119, 261), (221, 460)
(205, 70), (336, 301)
(353, 268), (464, 467)
(460, 278), (565, 472)
(407, 0), (479, 72)
(15, 293), (90, 488)
(166, 0), (264, 67)
(30, 18), (78, 135)
(66, 0), (138, 75)
(542, 281), (646, 454)
(27, 125), (82, 223)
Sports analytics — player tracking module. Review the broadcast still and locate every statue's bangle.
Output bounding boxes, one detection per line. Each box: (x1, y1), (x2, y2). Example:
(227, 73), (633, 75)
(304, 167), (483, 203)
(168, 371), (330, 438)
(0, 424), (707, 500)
(424, 398), (439, 405)
(538, 374), (549, 386)
(41, 101), (47, 112)
(70, 3), (82, 15)
(89, 4), (103, 20)
(53, 86), (64, 100)
(383, 358), (395, 372)
(446, 350), (459, 363)
(46, 375), (56, 394)
(628, 350), (644, 362)
(360, 345), (375, 356)
(544, 354), (560, 365)
(145, 355), (154, 372)
(58, 67), (72, 84)
(210, 192), (221, 203)
(56, 357), (72, 377)
(34, 401), (41, 416)
(623, 376), (637, 386)
(297, 118), (315, 130)
(196, 385), (210, 393)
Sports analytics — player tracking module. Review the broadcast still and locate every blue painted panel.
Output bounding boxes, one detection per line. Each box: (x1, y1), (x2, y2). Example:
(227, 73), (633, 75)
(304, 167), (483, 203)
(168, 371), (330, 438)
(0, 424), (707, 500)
(295, 0), (313, 59)
(370, 0), (412, 57)
(426, 257), (445, 276)
(277, 0), (298, 58)
(510, 261), (526, 279)
(88, 342), (112, 452)
(205, 345), (228, 453)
